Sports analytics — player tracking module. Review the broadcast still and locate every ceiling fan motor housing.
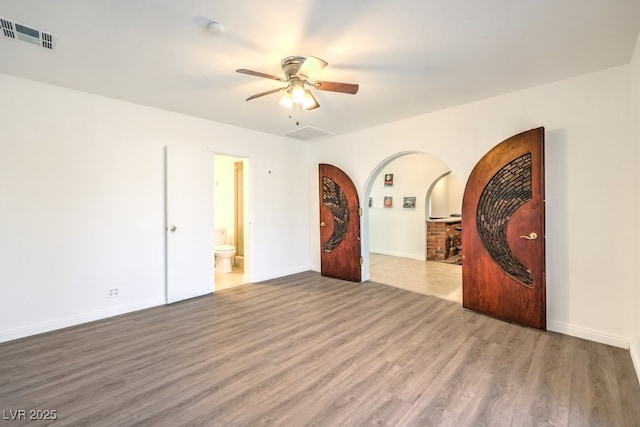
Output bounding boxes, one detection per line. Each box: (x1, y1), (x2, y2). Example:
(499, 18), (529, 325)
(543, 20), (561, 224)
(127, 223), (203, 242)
(281, 56), (306, 80)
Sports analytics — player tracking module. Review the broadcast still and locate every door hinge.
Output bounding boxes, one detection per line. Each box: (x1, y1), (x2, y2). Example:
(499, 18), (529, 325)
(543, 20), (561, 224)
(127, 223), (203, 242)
(358, 207), (363, 216)
(359, 256), (363, 266)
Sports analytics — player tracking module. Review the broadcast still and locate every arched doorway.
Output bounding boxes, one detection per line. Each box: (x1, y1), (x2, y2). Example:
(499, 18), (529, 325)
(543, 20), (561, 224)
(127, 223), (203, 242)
(362, 151), (463, 301)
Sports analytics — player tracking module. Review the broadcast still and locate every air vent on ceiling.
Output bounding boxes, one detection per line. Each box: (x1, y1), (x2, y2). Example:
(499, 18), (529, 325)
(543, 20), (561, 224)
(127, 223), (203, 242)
(284, 126), (333, 141)
(0, 17), (55, 49)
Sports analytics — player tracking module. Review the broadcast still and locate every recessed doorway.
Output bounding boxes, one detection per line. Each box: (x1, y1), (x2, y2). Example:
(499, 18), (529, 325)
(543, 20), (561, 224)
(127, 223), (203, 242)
(214, 154), (250, 291)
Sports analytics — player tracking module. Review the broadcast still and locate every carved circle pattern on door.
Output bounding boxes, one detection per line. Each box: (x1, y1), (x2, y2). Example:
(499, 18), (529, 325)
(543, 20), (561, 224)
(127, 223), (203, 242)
(476, 153), (533, 287)
(322, 176), (350, 253)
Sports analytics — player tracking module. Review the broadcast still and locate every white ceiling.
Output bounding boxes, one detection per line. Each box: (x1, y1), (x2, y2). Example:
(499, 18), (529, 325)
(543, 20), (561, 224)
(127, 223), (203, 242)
(1, 1), (639, 140)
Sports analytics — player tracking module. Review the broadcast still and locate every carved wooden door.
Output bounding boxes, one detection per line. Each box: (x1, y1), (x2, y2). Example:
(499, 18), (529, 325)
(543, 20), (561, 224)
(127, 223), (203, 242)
(462, 128), (546, 330)
(319, 164), (361, 282)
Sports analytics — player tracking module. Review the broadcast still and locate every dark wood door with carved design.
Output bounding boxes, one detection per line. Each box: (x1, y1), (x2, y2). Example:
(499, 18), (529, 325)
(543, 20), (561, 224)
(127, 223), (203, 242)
(462, 128), (546, 330)
(319, 164), (361, 282)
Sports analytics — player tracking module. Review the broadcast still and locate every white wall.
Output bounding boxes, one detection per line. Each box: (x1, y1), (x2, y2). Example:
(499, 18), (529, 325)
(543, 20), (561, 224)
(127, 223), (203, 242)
(429, 175), (450, 218)
(369, 153), (450, 259)
(309, 64), (635, 348)
(430, 173), (463, 218)
(446, 174), (463, 216)
(0, 73), (310, 342)
(630, 32), (640, 377)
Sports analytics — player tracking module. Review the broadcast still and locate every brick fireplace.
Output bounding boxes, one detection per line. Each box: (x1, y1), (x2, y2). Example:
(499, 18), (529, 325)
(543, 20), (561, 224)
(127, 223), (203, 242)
(426, 218), (462, 261)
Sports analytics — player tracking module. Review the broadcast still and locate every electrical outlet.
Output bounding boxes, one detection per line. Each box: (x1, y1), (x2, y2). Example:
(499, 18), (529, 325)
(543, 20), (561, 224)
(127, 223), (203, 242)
(108, 287), (119, 298)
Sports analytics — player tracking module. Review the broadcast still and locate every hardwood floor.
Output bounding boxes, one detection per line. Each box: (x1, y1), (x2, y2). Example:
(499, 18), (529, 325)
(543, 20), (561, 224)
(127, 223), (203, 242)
(1, 271), (639, 426)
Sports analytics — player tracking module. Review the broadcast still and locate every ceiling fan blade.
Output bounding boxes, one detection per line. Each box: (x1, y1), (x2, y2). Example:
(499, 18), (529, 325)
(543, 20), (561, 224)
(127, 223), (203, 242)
(245, 87), (286, 101)
(314, 81), (359, 94)
(297, 56), (328, 80)
(236, 69), (285, 82)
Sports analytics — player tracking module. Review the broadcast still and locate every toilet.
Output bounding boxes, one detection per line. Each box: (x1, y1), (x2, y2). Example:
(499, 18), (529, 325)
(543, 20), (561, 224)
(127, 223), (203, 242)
(214, 228), (236, 273)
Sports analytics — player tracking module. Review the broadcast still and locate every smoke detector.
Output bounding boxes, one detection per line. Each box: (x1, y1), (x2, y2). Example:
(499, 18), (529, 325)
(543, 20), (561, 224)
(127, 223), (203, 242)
(0, 17), (56, 49)
(206, 21), (224, 36)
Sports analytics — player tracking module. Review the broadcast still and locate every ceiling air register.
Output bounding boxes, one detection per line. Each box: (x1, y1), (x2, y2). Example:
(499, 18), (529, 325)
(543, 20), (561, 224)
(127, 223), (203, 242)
(0, 17), (55, 49)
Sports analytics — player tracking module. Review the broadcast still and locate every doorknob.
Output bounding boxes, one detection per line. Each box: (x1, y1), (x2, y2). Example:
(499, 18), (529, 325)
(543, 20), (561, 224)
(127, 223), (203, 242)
(320, 222), (326, 227)
(170, 226), (177, 232)
(519, 232), (537, 240)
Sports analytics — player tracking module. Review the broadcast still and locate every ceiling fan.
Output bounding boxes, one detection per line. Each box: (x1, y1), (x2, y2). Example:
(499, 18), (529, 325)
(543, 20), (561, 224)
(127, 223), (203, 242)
(236, 56), (359, 111)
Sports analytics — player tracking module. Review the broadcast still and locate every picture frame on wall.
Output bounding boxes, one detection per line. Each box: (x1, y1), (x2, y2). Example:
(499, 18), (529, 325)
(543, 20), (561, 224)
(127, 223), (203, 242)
(384, 174), (394, 186)
(384, 196), (393, 208)
(403, 197), (416, 208)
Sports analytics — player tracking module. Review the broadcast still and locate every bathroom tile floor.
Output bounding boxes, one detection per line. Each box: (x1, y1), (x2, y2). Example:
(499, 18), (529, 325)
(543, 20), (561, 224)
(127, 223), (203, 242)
(369, 253), (462, 303)
(214, 265), (246, 291)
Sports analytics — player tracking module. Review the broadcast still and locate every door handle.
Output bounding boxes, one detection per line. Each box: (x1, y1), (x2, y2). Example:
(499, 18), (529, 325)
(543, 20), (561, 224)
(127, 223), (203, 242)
(519, 232), (537, 240)
(170, 225), (177, 232)
(320, 222), (326, 227)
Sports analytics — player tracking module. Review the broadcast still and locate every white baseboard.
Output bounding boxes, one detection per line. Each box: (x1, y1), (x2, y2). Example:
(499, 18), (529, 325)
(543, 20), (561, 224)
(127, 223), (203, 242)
(250, 266), (310, 283)
(547, 320), (630, 349)
(0, 297), (165, 344)
(369, 249), (425, 261)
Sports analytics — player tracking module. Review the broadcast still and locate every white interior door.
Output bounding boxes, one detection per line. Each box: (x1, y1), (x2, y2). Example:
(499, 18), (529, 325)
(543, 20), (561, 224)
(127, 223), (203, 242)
(166, 146), (214, 304)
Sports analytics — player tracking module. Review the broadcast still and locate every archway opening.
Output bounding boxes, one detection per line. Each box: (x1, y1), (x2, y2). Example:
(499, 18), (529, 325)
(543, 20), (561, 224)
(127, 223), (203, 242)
(362, 151), (462, 302)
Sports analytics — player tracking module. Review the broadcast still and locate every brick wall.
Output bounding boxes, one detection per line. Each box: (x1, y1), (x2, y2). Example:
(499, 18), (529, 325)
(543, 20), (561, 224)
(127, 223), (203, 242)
(426, 220), (461, 261)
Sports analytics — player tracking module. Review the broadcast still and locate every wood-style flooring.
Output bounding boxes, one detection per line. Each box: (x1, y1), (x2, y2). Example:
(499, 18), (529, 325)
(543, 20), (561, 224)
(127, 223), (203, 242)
(1, 271), (639, 426)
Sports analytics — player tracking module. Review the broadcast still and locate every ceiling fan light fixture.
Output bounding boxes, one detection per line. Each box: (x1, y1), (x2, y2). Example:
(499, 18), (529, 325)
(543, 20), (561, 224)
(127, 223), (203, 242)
(279, 91), (293, 109)
(291, 81), (306, 104)
(302, 90), (319, 110)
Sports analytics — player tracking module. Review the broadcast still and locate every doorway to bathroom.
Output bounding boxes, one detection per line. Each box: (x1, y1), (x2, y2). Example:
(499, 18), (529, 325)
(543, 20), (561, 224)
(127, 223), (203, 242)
(214, 154), (250, 291)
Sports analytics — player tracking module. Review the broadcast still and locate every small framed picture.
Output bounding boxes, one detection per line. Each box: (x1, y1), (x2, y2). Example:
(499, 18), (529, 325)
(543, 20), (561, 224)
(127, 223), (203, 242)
(384, 196), (393, 208)
(384, 174), (394, 186)
(403, 197), (416, 208)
